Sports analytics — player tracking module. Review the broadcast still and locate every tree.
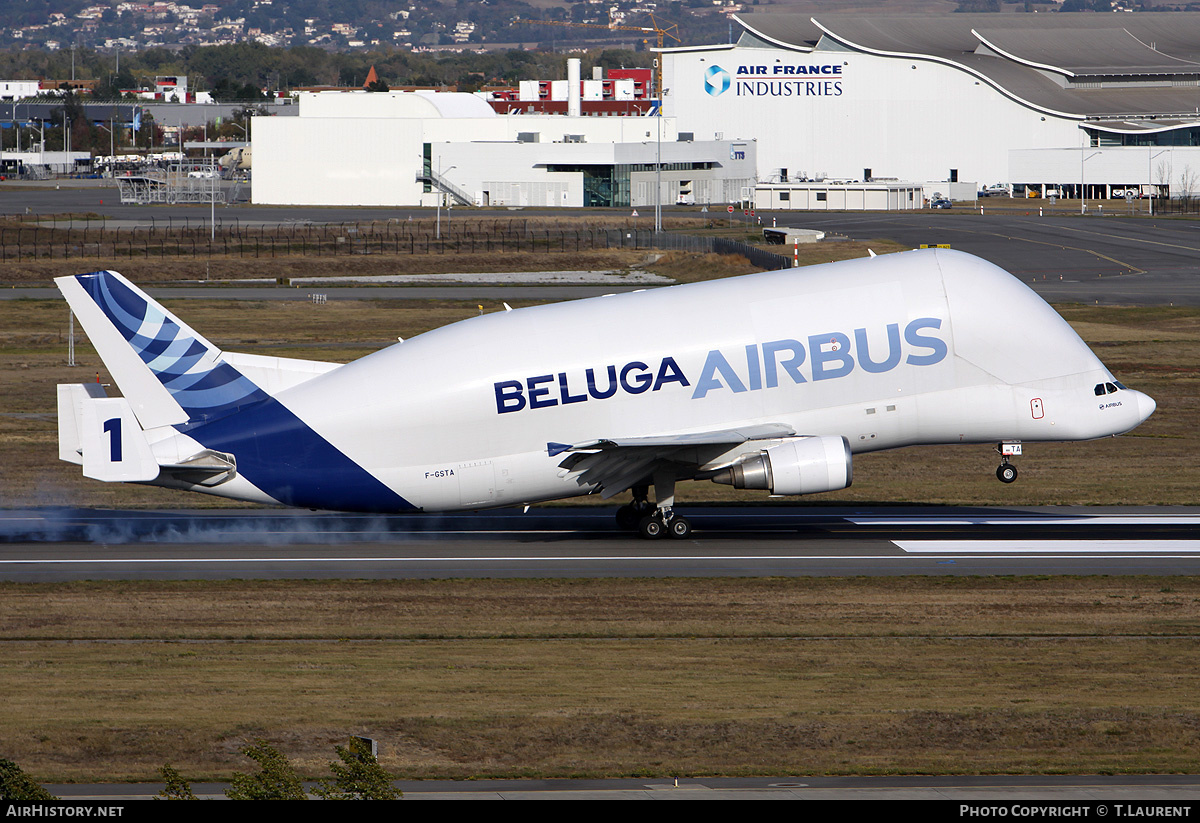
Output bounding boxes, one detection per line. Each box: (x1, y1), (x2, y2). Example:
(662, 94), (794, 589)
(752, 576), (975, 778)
(1157, 156), (1173, 200)
(314, 738), (401, 800)
(156, 764), (197, 800)
(0, 759), (57, 802)
(225, 740), (307, 801)
(1179, 164), (1198, 211)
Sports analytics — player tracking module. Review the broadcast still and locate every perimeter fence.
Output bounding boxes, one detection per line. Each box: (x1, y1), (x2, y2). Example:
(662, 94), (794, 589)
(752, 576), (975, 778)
(0, 218), (791, 270)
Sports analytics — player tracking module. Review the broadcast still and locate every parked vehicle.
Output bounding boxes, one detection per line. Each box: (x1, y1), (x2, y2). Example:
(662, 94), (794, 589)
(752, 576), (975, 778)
(930, 198), (953, 209)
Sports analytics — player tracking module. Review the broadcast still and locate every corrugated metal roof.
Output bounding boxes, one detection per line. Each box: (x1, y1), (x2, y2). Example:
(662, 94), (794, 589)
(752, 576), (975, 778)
(973, 27), (1200, 76)
(728, 12), (1200, 118)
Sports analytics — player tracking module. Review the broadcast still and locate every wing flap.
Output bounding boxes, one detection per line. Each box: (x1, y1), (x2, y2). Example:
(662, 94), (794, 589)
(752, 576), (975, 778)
(562, 422), (796, 452)
(553, 423), (798, 498)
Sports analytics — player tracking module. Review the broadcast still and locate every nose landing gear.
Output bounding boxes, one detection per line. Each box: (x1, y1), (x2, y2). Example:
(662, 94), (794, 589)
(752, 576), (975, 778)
(995, 442), (1021, 483)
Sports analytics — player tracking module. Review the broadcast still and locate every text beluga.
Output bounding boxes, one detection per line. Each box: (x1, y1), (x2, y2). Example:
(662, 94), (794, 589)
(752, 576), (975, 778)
(493, 317), (947, 414)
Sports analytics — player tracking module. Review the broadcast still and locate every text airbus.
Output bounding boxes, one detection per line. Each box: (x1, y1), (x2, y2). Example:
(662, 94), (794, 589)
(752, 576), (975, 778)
(493, 317), (947, 414)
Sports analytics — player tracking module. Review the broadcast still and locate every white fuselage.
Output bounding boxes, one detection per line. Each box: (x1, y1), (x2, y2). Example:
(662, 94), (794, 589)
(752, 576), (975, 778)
(193, 249), (1150, 512)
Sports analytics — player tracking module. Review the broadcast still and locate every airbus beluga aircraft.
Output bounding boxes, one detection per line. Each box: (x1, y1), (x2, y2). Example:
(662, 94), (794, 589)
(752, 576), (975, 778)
(56, 249), (1155, 539)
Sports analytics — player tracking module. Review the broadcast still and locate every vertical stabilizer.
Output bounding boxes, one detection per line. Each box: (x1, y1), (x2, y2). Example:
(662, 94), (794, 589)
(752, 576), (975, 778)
(80, 396), (160, 482)
(56, 271), (269, 428)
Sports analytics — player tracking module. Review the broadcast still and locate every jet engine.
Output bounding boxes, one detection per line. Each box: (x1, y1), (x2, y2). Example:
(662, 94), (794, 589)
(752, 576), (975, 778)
(710, 436), (852, 495)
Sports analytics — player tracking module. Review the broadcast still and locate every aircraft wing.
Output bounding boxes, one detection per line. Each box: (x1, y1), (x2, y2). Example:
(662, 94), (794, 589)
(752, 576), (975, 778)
(551, 423), (796, 499)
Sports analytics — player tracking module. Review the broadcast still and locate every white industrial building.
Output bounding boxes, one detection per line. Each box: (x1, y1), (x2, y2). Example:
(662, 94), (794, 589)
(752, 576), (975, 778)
(252, 62), (756, 209)
(253, 13), (1200, 209)
(663, 12), (1200, 200)
(0, 80), (40, 101)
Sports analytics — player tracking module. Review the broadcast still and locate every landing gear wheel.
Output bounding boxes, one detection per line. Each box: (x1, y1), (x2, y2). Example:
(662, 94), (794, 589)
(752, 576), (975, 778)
(997, 464), (1018, 484)
(638, 514), (665, 540)
(667, 516), (692, 539)
(617, 499), (655, 531)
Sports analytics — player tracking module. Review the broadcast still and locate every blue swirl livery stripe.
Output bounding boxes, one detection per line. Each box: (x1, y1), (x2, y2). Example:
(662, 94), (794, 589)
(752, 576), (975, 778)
(75, 272), (269, 421)
(75, 271), (414, 512)
(180, 397), (416, 512)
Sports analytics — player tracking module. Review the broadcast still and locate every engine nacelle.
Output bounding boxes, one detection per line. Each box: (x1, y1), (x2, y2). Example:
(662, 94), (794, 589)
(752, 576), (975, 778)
(711, 436), (853, 495)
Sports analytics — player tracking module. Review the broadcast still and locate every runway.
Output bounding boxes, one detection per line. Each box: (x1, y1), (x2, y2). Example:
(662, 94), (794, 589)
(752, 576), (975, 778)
(3, 506), (1199, 581)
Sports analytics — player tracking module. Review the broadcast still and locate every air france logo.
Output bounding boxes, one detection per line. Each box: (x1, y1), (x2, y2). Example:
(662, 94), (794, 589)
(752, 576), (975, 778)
(704, 65), (731, 97)
(724, 64), (845, 98)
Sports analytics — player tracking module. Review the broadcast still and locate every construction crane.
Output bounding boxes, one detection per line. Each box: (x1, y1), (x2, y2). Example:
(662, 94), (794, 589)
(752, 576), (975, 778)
(525, 14), (681, 99)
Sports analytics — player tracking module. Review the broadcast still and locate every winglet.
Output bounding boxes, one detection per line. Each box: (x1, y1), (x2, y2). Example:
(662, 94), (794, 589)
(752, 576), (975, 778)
(546, 442), (573, 457)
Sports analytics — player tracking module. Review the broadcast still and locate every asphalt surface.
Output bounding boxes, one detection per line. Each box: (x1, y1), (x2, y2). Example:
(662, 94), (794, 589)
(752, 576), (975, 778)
(775, 210), (1200, 305)
(4, 185), (1200, 304)
(3, 506), (1199, 582)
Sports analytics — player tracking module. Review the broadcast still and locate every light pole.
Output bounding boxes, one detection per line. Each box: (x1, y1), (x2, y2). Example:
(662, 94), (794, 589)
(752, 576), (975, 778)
(227, 116), (250, 142)
(654, 63), (662, 234)
(96, 118), (114, 174)
(1081, 149), (1100, 215)
(655, 101), (664, 233)
(1149, 148), (1167, 216)
(436, 160), (456, 240)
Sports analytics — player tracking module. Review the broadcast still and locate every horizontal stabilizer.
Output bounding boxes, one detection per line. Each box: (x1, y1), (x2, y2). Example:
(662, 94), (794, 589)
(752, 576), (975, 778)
(62, 385), (240, 488)
(80, 396), (159, 482)
(58, 382), (108, 465)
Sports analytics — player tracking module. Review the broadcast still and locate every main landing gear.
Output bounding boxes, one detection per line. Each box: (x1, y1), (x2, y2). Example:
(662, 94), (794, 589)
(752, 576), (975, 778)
(995, 442), (1021, 484)
(615, 473), (693, 540)
(615, 489), (653, 531)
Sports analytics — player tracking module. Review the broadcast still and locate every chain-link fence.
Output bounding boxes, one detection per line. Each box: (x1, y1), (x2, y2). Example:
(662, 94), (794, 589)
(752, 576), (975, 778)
(0, 219), (792, 270)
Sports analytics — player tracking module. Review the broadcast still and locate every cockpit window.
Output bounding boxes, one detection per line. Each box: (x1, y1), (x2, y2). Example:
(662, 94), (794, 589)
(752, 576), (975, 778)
(1106, 382), (1118, 394)
(1114, 381), (1128, 390)
(1095, 384), (1105, 396)
(1095, 382), (1124, 396)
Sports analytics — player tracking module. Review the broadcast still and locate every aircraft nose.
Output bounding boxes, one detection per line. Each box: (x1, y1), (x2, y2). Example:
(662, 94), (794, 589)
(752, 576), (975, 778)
(1134, 390), (1157, 424)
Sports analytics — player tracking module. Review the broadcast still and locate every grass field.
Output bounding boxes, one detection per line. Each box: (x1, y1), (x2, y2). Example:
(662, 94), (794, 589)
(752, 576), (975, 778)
(2, 238), (1198, 783)
(3, 577), (1200, 781)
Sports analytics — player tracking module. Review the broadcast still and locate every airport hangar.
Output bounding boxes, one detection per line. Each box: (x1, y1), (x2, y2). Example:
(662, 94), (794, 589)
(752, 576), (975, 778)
(666, 12), (1200, 205)
(252, 12), (1200, 210)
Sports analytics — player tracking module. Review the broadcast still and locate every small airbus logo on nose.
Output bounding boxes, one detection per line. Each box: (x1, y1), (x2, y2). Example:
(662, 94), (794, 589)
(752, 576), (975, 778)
(704, 65), (731, 97)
